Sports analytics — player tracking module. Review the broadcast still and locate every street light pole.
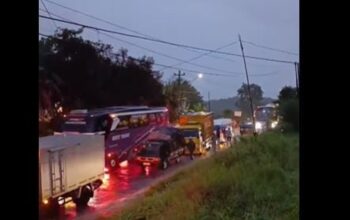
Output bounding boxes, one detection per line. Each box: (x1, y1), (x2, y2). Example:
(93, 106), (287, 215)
(238, 34), (256, 134)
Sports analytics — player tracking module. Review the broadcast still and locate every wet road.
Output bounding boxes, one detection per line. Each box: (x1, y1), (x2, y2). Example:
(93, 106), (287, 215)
(56, 149), (219, 220)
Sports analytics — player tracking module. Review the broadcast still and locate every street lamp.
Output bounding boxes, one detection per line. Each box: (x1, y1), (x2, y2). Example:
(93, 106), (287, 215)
(190, 73), (204, 83)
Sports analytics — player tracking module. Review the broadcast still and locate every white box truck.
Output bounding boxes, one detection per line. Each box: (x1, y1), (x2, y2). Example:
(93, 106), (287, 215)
(39, 134), (105, 217)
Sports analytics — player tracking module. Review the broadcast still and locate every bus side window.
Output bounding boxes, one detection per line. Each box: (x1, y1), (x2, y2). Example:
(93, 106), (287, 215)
(129, 115), (139, 128)
(148, 113), (156, 124)
(95, 115), (109, 132)
(117, 116), (130, 130)
(159, 113), (165, 123)
(140, 114), (149, 126)
(155, 113), (161, 123)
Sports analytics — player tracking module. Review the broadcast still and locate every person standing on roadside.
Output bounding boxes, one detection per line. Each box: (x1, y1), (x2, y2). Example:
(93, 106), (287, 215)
(187, 138), (196, 160)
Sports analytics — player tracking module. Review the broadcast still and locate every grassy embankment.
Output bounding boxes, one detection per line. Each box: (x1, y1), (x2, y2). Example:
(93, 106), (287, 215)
(103, 132), (299, 220)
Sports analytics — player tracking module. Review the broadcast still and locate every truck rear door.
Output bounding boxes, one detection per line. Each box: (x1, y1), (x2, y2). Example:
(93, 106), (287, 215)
(48, 149), (66, 196)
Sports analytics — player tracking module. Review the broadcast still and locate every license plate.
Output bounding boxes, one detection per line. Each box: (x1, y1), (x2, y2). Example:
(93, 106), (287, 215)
(143, 162), (151, 166)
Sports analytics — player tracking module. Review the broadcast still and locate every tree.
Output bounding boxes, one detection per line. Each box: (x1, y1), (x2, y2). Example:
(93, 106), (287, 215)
(236, 83), (263, 119)
(222, 109), (233, 118)
(278, 86), (298, 101)
(279, 99), (299, 131)
(163, 77), (203, 122)
(191, 103), (205, 112)
(278, 86), (299, 132)
(39, 28), (167, 134)
(39, 28), (165, 108)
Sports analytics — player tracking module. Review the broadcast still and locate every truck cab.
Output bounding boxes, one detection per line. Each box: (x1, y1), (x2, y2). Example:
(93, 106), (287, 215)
(178, 125), (204, 154)
(177, 111), (214, 155)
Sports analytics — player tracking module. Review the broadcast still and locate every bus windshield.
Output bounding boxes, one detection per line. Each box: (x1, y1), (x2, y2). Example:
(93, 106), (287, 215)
(255, 107), (276, 121)
(62, 115), (110, 133)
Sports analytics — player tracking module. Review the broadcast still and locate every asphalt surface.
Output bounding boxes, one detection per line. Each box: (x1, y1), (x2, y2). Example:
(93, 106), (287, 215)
(54, 146), (224, 220)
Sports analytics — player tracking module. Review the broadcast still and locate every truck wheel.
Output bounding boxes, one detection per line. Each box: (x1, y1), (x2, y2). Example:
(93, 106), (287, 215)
(73, 186), (93, 207)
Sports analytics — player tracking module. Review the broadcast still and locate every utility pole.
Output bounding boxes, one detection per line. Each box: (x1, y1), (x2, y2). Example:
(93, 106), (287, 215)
(238, 34), (256, 134)
(208, 91), (211, 112)
(294, 62), (299, 95)
(174, 71), (185, 114)
(174, 70), (185, 86)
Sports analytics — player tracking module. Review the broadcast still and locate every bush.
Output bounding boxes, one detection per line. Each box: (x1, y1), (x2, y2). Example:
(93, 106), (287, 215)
(105, 133), (299, 220)
(279, 99), (299, 132)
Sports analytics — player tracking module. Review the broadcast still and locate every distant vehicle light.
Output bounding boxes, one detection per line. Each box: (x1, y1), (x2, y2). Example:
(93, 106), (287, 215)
(108, 153), (112, 158)
(43, 199), (49, 205)
(104, 167), (109, 173)
(271, 121), (278, 128)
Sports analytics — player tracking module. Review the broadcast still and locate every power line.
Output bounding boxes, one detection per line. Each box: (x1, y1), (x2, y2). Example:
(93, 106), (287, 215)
(242, 40), (299, 56)
(40, 0), (58, 29)
(44, 0), (238, 63)
(39, 10), (243, 75)
(250, 72), (279, 77)
(153, 63), (240, 77)
(44, 0), (157, 40)
(39, 32), (282, 79)
(99, 32), (243, 75)
(39, 15), (296, 64)
(38, 32), (236, 77)
(158, 41), (237, 71)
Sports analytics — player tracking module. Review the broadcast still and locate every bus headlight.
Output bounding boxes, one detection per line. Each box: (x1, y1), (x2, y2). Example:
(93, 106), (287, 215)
(271, 121), (278, 128)
(255, 122), (262, 130)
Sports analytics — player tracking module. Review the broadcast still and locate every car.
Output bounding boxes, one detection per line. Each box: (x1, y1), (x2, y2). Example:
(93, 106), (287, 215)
(136, 126), (185, 170)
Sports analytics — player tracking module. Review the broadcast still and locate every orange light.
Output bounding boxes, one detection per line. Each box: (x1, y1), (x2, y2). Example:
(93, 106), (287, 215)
(108, 153), (112, 158)
(119, 160), (128, 168)
(43, 199), (49, 205)
(101, 176), (110, 189)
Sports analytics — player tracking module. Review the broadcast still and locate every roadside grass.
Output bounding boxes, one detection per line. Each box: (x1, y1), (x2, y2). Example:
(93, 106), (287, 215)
(102, 132), (299, 220)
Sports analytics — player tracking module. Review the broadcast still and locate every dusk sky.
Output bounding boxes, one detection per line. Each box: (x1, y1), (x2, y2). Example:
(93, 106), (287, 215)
(39, 0), (299, 100)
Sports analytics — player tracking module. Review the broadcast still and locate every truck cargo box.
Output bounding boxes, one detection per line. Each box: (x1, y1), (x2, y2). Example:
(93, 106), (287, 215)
(39, 134), (104, 202)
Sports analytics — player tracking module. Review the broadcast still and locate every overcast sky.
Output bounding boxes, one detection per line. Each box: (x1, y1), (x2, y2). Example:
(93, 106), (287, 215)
(39, 0), (299, 100)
